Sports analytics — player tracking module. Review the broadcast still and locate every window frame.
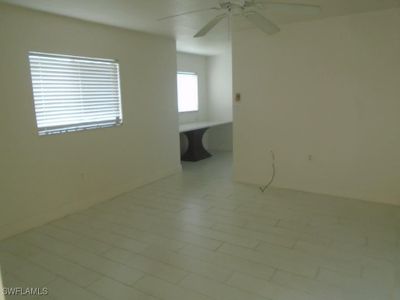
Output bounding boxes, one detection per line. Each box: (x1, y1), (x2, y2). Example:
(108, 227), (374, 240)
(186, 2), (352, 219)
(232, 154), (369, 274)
(28, 51), (123, 136)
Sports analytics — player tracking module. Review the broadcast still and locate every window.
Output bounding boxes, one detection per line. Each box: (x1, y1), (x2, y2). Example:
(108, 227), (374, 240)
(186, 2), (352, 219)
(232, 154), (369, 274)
(177, 72), (199, 113)
(29, 52), (122, 136)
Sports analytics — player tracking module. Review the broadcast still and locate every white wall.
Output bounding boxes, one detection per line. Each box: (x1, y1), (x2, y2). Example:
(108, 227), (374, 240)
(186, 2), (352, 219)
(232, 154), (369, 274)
(206, 49), (233, 151)
(233, 8), (400, 205)
(207, 49), (233, 123)
(0, 3), (181, 240)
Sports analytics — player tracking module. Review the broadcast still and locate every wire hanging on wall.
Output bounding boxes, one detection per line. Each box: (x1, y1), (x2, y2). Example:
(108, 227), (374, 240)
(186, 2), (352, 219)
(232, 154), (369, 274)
(260, 150), (276, 192)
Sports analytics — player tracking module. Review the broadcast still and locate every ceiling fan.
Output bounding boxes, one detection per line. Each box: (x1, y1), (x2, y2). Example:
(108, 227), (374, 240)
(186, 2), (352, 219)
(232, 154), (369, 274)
(159, 0), (321, 38)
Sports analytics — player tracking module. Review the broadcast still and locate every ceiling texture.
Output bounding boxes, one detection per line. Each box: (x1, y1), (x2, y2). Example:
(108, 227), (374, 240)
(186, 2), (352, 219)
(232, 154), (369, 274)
(1, 0), (400, 55)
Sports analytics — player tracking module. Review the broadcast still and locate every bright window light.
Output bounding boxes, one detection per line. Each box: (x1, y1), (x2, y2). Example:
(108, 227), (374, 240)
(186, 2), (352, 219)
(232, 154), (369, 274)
(29, 52), (123, 136)
(177, 72), (199, 113)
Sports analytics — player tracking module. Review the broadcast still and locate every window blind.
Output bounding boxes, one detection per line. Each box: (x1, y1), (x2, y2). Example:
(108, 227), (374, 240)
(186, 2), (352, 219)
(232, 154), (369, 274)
(29, 52), (123, 135)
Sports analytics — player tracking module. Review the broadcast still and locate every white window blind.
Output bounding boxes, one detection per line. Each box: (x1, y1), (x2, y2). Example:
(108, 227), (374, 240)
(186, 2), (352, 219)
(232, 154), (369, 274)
(29, 52), (123, 135)
(177, 72), (199, 113)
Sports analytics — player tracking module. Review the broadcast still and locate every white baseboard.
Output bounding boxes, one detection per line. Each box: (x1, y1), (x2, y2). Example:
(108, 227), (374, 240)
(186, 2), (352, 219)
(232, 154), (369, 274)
(0, 165), (182, 241)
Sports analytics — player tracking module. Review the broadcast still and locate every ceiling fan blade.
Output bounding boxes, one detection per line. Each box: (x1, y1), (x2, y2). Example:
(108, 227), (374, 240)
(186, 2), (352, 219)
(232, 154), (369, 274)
(194, 14), (227, 38)
(258, 2), (321, 15)
(244, 12), (280, 35)
(158, 7), (219, 21)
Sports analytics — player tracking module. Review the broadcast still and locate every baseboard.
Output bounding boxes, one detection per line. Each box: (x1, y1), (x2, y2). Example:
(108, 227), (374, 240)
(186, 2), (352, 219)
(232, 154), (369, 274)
(233, 175), (400, 207)
(0, 165), (182, 241)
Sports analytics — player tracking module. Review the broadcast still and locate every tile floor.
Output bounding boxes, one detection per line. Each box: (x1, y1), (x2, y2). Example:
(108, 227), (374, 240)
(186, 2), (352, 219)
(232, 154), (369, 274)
(0, 152), (399, 300)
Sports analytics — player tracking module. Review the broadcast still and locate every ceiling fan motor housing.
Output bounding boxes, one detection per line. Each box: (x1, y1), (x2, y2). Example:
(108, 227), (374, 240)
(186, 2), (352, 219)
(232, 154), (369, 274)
(220, 0), (250, 6)
(219, 1), (249, 14)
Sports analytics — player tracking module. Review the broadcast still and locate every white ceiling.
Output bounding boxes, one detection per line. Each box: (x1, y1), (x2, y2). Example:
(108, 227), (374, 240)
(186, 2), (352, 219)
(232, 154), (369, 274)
(1, 0), (400, 55)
